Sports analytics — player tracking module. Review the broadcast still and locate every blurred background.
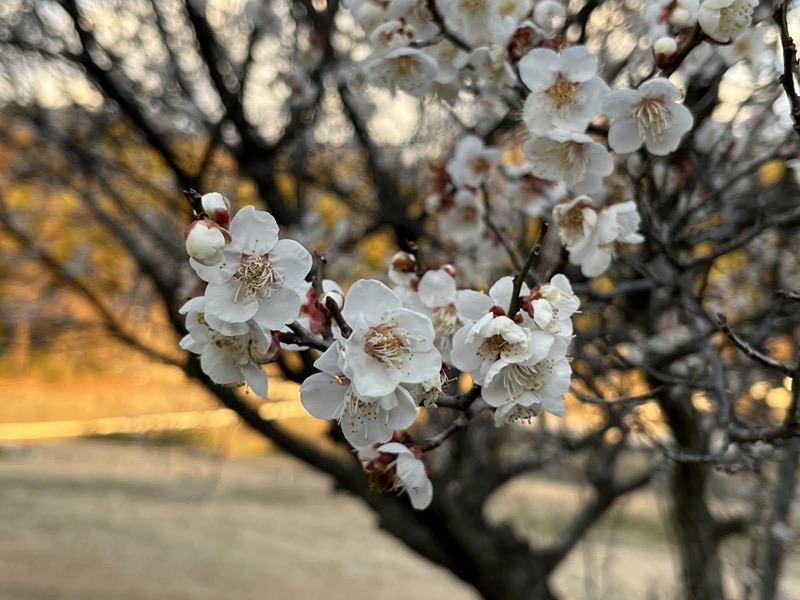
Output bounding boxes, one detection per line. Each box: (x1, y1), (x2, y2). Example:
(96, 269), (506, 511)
(2, 0), (800, 599)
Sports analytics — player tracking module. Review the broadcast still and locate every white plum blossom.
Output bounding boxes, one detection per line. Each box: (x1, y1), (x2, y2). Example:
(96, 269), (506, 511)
(446, 135), (502, 189)
(533, 0), (566, 33)
(340, 279), (442, 398)
(179, 297), (271, 398)
(462, 16), (519, 86)
(523, 130), (614, 195)
(184, 218), (230, 266)
(644, 0), (699, 39)
(365, 47), (438, 96)
(402, 268), (462, 362)
(520, 46), (609, 135)
(484, 336), (571, 426)
(553, 197), (644, 277)
(526, 274), (580, 338)
(438, 0), (498, 45)
(359, 442), (433, 509)
(450, 313), (554, 385)
(386, 0), (440, 40)
(429, 188), (486, 247)
(503, 164), (565, 218)
(191, 206), (313, 329)
(718, 27), (764, 71)
(300, 343), (419, 446)
(603, 78), (693, 156)
(697, 0), (757, 42)
(368, 20), (415, 53)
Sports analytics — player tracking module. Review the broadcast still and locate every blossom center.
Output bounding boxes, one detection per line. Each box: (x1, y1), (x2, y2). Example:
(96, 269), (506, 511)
(235, 254), (283, 299)
(631, 97), (672, 139)
(501, 360), (552, 400)
(432, 304), (459, 337)
(717, 1), (753, 37)
(478, 334), (509, 359)
(559, 142), (588, 179)
(547, 74), (580, 109)
(364, 323), (411, 368)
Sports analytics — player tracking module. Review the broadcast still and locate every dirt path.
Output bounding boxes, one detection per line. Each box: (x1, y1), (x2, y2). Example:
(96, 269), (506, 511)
(0, 440), (797, 600)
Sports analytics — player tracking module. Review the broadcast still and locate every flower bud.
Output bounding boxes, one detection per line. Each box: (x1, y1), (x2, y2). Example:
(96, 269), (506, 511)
(653, 36), (678, 68)
(668, 7), (691, 29)
(200, 192), (231, 228)
(388, 251), (418, 287)
(440, 263), (457, 278)
(184, 218), (230, 266)
(319, 289), (345, 312)
(250, 331), (281, 364)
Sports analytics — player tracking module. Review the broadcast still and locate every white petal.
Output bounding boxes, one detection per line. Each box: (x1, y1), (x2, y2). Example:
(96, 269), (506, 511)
(300, 373), (347, 420)
(270, 239), (313, 289)
(230, 205), (279, 254)
(205, 282), (259, 323)
(342, 279), (401, 323)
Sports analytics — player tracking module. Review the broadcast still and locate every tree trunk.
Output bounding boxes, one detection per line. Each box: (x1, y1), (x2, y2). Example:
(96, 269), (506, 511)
(661, 386), (726, 600)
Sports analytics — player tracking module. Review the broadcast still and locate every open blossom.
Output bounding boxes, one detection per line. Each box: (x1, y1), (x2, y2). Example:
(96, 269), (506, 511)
(450, 313), (554, 385)
(340, 279), (442, 398)
(446, 135), (501, 189)
(485, 337), (572, 426)
(401, 268), (462, 362)
(697, 0), (757, 42)
(300, 343), (419, 446)
(359, 442), (433, 509)
(603, 78), (693, 156)
(525, 274), (580, 338)
(520, 45), (609, 135)
(523, 130), (613, 195)
(429, 188), (486, 247)
(553, 197), (644, 277)
(191, 206), (312, 329)
(179, 297), (271, 398)
(365, 47), (438, 96)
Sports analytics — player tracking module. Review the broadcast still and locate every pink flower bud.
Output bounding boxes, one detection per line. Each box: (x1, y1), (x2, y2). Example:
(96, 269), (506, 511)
(250, 331), (281, 364)
(184, 218), (230, 266)
(200, 192), (231, 228)
(440, 264), (457, 278)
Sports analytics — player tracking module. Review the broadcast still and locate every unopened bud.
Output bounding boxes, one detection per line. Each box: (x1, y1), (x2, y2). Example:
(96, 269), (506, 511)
(668, 7), (690, 29)
(441, 264), (457, 278)
(250, 331), (281, 364)
(388, 251), (418, 287)
(320, 290), (345, 312)
(184, 218), (230, 265)
(201, 192), (231, 228)
(653, 36), (678, 68)
(533, 0), (565, 32)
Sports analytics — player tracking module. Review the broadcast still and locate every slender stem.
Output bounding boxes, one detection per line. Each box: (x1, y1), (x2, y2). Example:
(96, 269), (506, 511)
(773, 2), (800, 139)
(507, 244), (540, 316)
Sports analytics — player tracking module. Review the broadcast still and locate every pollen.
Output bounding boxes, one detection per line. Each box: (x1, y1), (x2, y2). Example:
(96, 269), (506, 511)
(364, 323), (411, 369)
(560, 141), (588, 180)
(631, 97), (672, 140)
(546, 74), (580, 109)
(502, 360), (551, 401)
(234, 254), (283, 300)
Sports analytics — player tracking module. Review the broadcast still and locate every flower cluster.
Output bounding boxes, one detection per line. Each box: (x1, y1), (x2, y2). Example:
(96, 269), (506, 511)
(181, 195), (313, 398)
(179, 0), (760, 510)
(450, 275), (579, 425)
